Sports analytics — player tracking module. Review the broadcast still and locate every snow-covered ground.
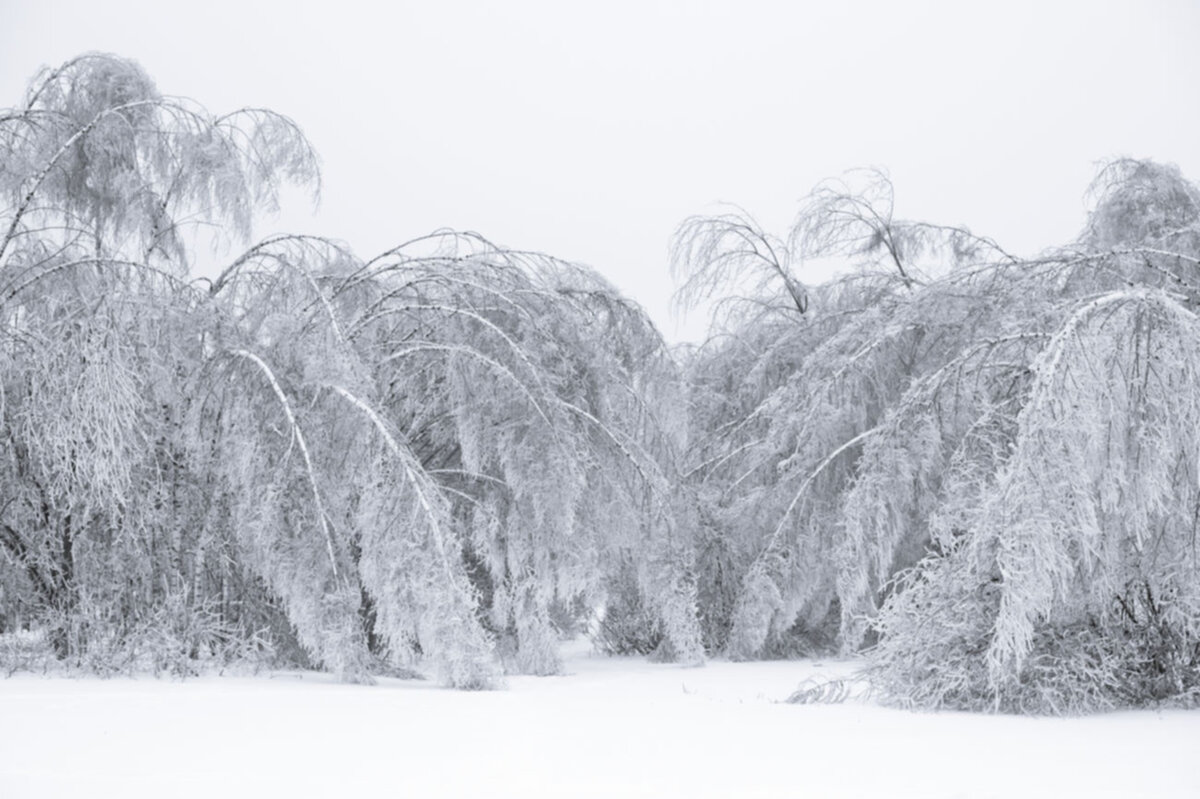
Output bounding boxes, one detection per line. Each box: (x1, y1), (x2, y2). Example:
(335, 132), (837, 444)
(1, 640), (1196, 798)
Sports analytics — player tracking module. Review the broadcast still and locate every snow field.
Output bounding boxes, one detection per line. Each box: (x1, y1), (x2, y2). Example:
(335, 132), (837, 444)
(1, 641), (1196, 798)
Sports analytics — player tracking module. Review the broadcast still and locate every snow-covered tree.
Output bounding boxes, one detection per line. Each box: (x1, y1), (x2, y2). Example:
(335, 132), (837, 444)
(675, 160), (1200, 712)
(0, 53), (320, 671)
(0, 54), (702, 684)
(672, 169), (1015, 659)
(871, 161), (1200, 712)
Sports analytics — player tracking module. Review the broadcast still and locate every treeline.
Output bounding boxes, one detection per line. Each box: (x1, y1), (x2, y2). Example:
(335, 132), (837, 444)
(1, 55), (1197, 712)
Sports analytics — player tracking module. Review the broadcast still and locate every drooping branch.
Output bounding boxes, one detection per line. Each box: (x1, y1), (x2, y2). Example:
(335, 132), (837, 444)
(228, 348), (340, 580)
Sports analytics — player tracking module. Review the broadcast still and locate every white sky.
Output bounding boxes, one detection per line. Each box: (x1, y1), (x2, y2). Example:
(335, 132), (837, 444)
(3, 0), (1198, 341)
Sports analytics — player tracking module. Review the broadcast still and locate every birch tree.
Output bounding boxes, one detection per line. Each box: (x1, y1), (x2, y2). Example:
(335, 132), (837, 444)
(0, 54), (703, 682)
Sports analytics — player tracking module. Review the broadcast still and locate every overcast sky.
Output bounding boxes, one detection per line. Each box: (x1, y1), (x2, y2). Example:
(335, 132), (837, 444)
(4, 1), (1198, 340)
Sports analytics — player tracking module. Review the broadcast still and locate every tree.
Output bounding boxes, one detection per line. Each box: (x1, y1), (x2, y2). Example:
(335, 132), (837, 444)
(671, 169), (1011, 659)
(0, 53), (321, 671)
(871, 161), (1200, 712)
(673, 159), (1200, 713)
(0, 54), (703, 685)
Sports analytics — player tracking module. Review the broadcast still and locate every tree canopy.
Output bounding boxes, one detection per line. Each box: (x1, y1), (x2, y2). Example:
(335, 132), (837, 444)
(0, 54), (699, 687)
(673, 160), (1200, 712)
(2, 53), (1197, 712)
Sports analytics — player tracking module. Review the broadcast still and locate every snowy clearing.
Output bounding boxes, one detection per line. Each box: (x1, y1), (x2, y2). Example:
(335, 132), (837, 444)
(1, 640), (1197, 799)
